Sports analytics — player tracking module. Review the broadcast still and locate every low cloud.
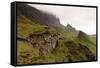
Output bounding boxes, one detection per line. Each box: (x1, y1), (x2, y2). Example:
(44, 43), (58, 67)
(28, 4), (96, 35)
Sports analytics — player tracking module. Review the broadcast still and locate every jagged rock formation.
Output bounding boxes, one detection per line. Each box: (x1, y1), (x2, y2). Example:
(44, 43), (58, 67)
(26, 30), (58, 56)
(65, 24), (78, 38)
(66, 24), (76, 32)
(78, 31), (88, 40)
(17, 4), (64, 29)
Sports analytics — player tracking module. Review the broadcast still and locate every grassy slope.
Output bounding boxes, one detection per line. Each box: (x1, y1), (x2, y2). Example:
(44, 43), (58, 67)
(17, 15), (60, 64)
(89, 35), (96, 44)
(17, 40), (40, 64)
(17, 15), (96, 65)
(17, 15), (48, 64)
(17, 15), (48, 39)
(79, 38), (96, 56)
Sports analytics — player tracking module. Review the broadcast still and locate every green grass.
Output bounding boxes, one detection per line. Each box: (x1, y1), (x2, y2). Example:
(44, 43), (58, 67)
(79, 39), (96, 56)
(17, 40), (40, 65)
(17, 15), (60, 64)
(17, 15), (96, 65)
(89, 35), (96, 44)
(53, 40), (68, 62)
(17, 15), (47, 38)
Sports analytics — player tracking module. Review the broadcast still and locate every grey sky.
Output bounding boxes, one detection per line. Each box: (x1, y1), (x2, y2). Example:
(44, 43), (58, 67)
(28, 4), (96, 35)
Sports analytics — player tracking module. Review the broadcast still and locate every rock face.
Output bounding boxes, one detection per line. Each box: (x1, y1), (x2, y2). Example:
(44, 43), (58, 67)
(27, 30), (58, 56)
(17, 4), (63, 29)
(78, 43), (95, 60)
(66, 24), (76, 32)
(65, 24), (78, 38)
(65, 41), (95, 61)
(78, 31), (88, 40)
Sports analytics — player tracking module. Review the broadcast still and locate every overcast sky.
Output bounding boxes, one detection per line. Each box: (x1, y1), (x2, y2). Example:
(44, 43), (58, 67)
(28, 4), (96, 35)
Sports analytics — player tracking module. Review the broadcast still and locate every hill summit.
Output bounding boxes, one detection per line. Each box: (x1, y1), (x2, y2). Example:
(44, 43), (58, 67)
(65, 24), (76, 32)
(78, 31), (89, 40)
(17, 4), (63, 29)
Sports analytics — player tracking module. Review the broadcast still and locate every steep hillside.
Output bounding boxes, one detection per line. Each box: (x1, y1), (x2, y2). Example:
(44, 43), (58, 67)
(17, 4), (64, 30)
(64, 24), (78, 39)
(66, 24), (76, 32)
(17, 4), (96, 65)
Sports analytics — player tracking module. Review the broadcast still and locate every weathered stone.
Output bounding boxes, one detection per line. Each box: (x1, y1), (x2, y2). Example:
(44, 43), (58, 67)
(27, 31), (58, 56)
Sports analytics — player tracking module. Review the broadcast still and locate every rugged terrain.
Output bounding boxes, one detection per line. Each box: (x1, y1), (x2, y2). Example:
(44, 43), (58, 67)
(17, 4), (96, 65)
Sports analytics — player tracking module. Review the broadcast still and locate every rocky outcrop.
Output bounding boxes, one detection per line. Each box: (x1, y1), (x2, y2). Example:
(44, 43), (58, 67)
(65, 41), (95, 61)
(78, 43), (95, 60)
(66, 24), (76, 32)
(26, 30), (58, 56)
(17, 4), (64, 29)
(78, 31), (88, 40)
